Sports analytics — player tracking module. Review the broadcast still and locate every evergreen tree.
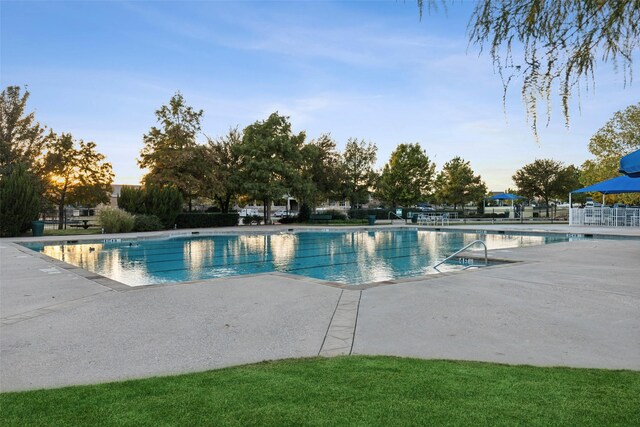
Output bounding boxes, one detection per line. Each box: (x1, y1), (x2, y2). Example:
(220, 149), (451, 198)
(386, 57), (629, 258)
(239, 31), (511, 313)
(0, 86), (46, 174)
(0, 163), (41, 237)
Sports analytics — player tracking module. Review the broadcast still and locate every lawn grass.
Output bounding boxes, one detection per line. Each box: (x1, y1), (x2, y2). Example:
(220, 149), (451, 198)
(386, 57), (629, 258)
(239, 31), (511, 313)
(1, 356), (638, 426)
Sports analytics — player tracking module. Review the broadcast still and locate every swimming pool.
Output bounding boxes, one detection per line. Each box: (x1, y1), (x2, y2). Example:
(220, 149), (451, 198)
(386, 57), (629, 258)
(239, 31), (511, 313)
(24, 229), (583, 286)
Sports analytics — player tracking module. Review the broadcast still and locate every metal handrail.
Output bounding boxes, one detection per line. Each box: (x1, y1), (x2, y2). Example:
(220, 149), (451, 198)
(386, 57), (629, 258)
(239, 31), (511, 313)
(433, 240), (487, 271)
(388, 211), (404, 223)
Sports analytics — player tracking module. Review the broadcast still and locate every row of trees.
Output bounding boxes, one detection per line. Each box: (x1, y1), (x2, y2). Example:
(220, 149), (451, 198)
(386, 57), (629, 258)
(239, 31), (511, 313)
(1, 86), (114, 235)
(138, 93), (491, 222)
(1, 84), (637, 235)
(139, 94), (640, 223)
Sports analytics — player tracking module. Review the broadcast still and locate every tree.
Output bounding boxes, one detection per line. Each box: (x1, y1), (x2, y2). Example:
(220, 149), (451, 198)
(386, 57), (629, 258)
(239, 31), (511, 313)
(341, 138), (378, 209)
(204, 128), (243, 213)
(582, 104), (640, 203)
(117, 185), (183, 227)
(581, 103), (640, 204)
(42, 132), (114, 229)
(513, 159), (580, 217)
(434, 157), (486, 209)
(139, 92), (206, 211)
(118, 186), (147, 214)
(0, 86), (46, 174)
(419, 1), (640, 137)
(298, 133), (344, 209)
(376, 143), (435, 208)
(0, 163), (41, 237)
(235, 112), (305, 224)
(144, 185), (183, 228)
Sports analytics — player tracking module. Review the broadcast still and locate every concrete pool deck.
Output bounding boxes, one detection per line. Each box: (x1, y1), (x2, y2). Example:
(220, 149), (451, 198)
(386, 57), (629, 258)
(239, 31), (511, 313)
(1, 224), (639, 391)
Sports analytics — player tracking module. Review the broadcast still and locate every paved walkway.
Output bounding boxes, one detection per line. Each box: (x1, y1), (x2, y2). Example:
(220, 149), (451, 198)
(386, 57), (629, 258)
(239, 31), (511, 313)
(1, 225), (639, 391)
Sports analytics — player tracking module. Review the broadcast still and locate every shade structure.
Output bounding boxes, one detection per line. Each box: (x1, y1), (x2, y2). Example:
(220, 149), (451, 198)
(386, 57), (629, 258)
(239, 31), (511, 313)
(620, 149), (640, 177)
(572, 175), (640, 194)
(487, 193), (523, 200)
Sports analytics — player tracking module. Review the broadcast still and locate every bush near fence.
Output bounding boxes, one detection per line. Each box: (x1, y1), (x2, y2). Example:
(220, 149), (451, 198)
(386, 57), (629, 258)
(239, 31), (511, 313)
(348, 209), (392, 220)
(175, 213), (239, 228)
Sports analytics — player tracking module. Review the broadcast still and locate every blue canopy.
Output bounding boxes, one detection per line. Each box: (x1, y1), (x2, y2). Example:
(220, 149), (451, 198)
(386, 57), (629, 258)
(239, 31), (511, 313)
(572, 175), (640, 194)
(620, 149), (640, 177)
(487, 193), (523, 200)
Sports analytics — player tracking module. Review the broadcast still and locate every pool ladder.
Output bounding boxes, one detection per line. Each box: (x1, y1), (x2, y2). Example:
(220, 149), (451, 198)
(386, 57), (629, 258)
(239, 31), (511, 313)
(433, 240), (488, 271)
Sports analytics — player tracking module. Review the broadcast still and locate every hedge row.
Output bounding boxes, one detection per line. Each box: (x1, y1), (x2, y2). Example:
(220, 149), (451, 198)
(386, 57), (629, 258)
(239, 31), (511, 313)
(175, 213), (239, 228)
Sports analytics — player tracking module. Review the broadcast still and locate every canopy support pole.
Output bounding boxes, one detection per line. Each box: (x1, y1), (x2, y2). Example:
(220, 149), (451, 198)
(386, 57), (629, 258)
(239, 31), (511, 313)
(569, 192), (573, 225)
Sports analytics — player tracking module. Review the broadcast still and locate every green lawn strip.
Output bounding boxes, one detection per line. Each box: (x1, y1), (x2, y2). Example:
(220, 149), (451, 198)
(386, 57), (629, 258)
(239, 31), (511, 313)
(1, 356), (638, 426)
(43, 228), (103, 236)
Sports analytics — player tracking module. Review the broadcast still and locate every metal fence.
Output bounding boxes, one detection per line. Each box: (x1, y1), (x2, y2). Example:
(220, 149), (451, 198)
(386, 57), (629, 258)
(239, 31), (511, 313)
(569, 207), (640, 227)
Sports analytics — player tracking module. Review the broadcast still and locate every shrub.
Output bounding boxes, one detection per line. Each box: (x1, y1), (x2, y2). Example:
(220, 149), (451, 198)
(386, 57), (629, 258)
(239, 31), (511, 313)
(298, 203), (311, 222)
(277, 216), (298, 224)
(348, 209), (392, 220)
(205, 206), (221, 213)
(324, 209), (347, 221)
(145, 186), (183, 228)
(0, 163), (41, 237)
(133, 214), (164, 232)
(99, 207), (135, 233)
(175, 213), (240, 228)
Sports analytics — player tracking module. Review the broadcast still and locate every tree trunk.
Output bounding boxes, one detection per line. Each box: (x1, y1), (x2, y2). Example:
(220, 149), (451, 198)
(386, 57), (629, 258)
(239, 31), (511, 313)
(188, 197), (193, 212)
(264, 198), (271, 225)
(57, 186), (67, 230)
(545, 197), (550, 217)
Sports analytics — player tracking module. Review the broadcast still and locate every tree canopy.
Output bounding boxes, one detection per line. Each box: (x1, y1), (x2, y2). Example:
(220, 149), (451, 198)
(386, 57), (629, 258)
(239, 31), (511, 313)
(298, 133), (344, 209)
(434, 157), (486, 209)
(236, 112), (305, 223)
(0, 86), (46, 174)
(42, 132), (114, 228)
(581, 103), (640, 204)
(513, 159), (580, 216)
(139, 92), (206, 210)
(341, 138), (378, 209)
(376, 143), (435, 208)
(204, 128), (244, 213)
(419, 0), (640, 138)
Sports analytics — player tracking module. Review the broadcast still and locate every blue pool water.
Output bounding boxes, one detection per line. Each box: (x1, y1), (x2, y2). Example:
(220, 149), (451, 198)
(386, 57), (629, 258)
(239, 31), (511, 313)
(24, 230), (577, 286)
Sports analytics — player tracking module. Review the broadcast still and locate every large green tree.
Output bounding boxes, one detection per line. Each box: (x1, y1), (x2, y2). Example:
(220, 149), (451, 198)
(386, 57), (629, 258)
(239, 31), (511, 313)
(235, 112), (305, 223)
(0, 86), (46, 174)
(376, 143), (435, 208)
(297, 133), (344, 209)
(42, 132), (114, 229)
(204, 128), (243, 213)
(513, 159), (580, 217)
(418, 1), (639, 137)
(341, 138), (378, 209)
(434, 157), (486, 209)
(139, 92), (206, 211)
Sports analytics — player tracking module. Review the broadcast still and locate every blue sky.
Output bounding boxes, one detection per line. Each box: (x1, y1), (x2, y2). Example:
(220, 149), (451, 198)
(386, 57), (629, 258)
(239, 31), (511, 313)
(2, 0), (638, 190)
